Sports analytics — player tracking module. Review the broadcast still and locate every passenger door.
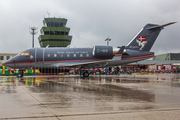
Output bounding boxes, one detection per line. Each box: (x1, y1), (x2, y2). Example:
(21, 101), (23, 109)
(35, 48), (44, 66)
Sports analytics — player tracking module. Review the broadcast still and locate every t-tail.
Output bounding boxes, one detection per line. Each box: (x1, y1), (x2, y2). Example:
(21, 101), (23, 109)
(126, 22), (176, 51)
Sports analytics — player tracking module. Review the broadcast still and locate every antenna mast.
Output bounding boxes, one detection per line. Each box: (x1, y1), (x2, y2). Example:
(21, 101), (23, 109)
(47, 11), (51, 18)
(29, 27), (38, 48)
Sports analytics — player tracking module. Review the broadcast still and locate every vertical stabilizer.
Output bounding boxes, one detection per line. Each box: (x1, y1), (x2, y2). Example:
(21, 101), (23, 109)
(126, 22), (176, 51)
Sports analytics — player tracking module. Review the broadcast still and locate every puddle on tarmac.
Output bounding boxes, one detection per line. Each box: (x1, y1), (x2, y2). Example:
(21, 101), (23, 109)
(1, 75), (180, 112)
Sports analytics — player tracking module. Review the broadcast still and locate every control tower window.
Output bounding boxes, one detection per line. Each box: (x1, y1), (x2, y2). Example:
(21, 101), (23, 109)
(60, 23), (63, 27)
(51, 22), (53, 27)
(55, 31), (60, 35)
(47, 22), (50, 27)
(50, 31), (55, 35)
(61, 32), (64, 35)
(44, 31), (49, 35)
(65, 32), (68, 35)
(55, 22), (59, 27)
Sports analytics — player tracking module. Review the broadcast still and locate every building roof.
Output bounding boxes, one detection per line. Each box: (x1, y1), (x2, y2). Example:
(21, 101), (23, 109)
(130, 60), (180, 65)
(153, 53), (180, 60)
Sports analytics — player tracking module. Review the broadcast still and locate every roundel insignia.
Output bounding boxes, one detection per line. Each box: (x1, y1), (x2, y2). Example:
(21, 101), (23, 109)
(30, 55), (34, 60)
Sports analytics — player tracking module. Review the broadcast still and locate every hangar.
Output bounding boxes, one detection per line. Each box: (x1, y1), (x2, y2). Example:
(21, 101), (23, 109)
(121, 53), (180, 73)
(153, 53), (180, 60)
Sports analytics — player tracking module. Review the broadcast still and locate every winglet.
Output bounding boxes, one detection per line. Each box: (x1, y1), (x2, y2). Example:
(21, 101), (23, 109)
(147, 22), (176, 30)
(112, 46), (125, 61)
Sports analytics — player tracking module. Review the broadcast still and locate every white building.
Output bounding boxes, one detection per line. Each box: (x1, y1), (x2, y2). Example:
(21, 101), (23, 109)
(0, 53), (17, 66)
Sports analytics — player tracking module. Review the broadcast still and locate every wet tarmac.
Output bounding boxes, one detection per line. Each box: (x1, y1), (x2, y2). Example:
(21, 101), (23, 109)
(0, 74), (180, 119)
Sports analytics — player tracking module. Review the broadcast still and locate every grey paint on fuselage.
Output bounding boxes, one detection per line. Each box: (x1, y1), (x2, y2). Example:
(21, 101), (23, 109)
(3, 47), (153, 69)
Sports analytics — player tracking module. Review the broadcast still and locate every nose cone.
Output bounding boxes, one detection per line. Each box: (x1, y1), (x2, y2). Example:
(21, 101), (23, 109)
(2, 59), (12, 66)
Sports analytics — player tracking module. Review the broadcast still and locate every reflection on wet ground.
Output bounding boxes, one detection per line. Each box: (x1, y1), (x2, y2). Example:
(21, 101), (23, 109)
(0, 74), (180, 119)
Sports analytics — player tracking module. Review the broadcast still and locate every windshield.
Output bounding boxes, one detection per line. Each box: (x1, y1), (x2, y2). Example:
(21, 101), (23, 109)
(17, 51), (29, 56)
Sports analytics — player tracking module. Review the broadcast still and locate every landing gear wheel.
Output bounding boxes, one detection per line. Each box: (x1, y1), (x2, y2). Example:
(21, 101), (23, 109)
(17, 70), (24, 78)
(83, 71), (89, 77)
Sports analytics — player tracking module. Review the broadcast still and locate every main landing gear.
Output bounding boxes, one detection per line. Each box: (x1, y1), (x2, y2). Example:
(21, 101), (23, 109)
(81, 70), (89, 77)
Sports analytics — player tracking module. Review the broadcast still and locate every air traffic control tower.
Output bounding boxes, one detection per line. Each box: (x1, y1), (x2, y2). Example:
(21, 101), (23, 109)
(38, 17), (72, 47)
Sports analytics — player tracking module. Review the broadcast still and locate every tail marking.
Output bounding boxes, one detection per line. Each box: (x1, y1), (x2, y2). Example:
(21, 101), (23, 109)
(136, 36), (147, 50)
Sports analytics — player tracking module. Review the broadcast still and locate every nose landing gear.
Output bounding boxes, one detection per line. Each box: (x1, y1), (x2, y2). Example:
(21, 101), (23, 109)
(18, 70), (24, 78)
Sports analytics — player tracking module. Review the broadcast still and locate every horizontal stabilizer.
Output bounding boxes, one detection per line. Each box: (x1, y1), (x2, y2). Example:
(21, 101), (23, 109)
(112, 46), (125, 61)
(147, 22), (176, 30)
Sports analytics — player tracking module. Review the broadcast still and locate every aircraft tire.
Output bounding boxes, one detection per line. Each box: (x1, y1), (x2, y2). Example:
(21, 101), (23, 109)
(18, 73), (21, 78)
(83, 71), (89, 77)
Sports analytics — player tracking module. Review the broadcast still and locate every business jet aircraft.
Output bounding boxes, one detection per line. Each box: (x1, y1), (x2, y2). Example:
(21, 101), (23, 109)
(3, 22), (176, 77)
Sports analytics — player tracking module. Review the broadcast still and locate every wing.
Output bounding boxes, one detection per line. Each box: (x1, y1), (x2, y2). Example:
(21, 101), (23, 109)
(49, 60), (109, 69)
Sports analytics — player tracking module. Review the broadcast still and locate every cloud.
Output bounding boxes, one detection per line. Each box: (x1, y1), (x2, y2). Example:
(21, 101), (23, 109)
(0, 0), (179, 55)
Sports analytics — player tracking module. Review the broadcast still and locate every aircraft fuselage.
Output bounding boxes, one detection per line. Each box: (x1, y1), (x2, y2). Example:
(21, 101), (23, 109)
(3, 47), (154, 69)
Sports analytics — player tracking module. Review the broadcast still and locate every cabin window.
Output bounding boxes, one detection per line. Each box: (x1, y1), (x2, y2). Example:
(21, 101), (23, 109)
(47, 54), (50, 57)
(61, 54), (63, 57)
(67, 54), (70, 57)
(54, 54), (57, 57)
(20, 51), (29, 56)
(87, 54), (89, 57)
(74, 54), (76, 57)
(80, 54), (83, 57)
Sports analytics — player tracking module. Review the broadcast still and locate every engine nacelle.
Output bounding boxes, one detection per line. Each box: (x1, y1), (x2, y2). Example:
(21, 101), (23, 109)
(93, 46), (113, 58)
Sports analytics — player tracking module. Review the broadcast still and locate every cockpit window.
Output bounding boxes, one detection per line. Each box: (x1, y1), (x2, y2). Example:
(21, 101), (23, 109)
(17, 51), (29, 56)
(21, 52), (29, 55)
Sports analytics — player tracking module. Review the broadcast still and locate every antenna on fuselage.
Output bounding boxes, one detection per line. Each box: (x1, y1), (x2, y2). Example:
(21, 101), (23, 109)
(67, 45), (70, 48)
(46, 45), (49, 48)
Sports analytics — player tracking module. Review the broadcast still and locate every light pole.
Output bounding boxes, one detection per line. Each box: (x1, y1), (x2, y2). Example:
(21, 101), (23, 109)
(105, 38), (111, 45)
(29, 27), (38, 48)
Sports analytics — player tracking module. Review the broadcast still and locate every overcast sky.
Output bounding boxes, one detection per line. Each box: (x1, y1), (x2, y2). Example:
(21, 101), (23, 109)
(0, 0), (179, 55)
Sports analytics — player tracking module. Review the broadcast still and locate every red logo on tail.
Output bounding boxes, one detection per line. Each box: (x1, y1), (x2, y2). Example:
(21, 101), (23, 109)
(138, 36), (147, 42)
(136, 36), (147, 50)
